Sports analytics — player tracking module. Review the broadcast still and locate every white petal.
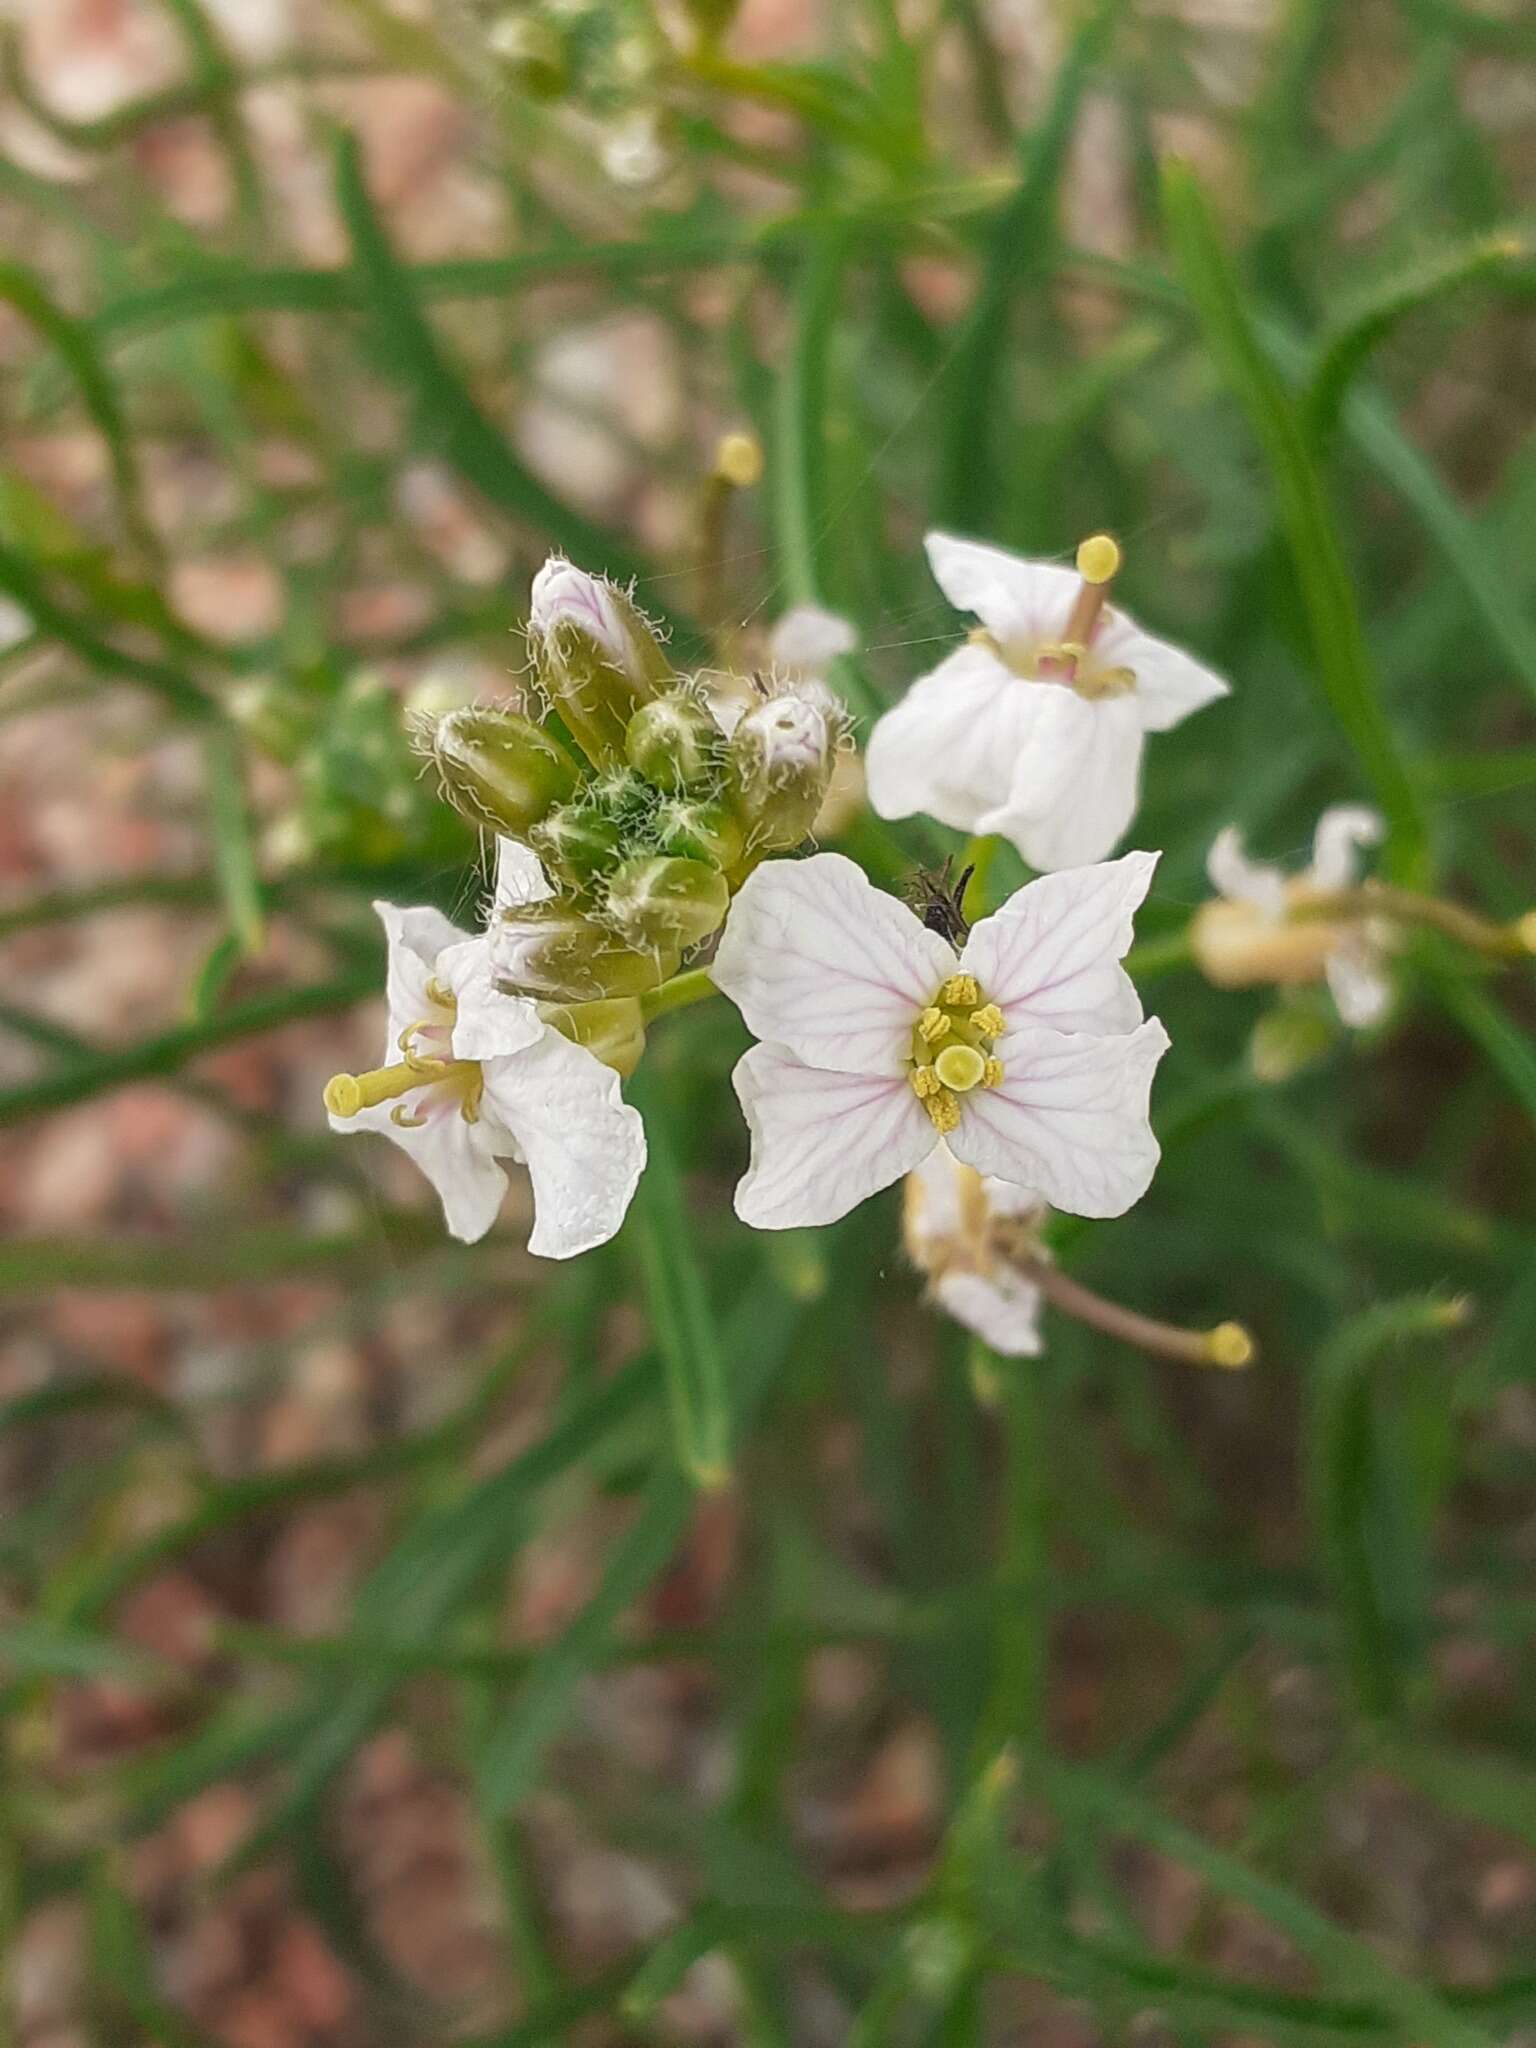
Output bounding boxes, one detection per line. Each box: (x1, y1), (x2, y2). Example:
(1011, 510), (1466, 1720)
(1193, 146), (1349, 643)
(482, 1025), (646, 1258)
(711, 854), (955, 1078)
(1325, 937), (1393, 1029)
(1206, 826), (1287, 916)
(960, 851), (1156, 1038)
(375, 900), (470, 1038)
(435, 936), (546, 1062)
(732, 1043), (937, 1229)
(979, 689), (1144, 872)
(331, 1094), (510, 1244)
(1309, 805), (1383, 892)
(924, 533), (1078, 645)
(866, 645), (1058, 834)
(904, 1140), (968, 1245)
(491, 835), (554, 913)
(947, 1018), (1170, 1219)
(934, 1269), (1045, 1357)
(1093, 612), (1229, 733)
(769, 604), (857, 673)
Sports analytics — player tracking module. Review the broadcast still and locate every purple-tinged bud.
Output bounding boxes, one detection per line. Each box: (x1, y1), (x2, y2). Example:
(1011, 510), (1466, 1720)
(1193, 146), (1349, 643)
(603, 855), (729, 952)
(429, 706), (580, 837)
(491, 899), (679, 1001)
(727, 682), (844, 857)
(527, 558), (673, 769)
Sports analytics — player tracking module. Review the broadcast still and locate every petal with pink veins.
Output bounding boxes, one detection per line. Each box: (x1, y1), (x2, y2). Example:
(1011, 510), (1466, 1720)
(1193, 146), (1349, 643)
(732, 1043), (937, 1228)
(961, 851), (1156, 1038)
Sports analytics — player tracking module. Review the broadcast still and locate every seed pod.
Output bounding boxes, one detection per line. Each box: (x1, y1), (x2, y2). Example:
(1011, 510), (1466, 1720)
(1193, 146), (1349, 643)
(653, 795), (745, 873)
(528, 558), (673, 769)
(538, 996), (646, 1078)
(727, 685), (840, 857)
(492, 899), (679, 1001)
(430, 706), (580, 837)
(604, 854), (729, 952)
(529, 803), (625, 889)
(625, 690), (721, 792)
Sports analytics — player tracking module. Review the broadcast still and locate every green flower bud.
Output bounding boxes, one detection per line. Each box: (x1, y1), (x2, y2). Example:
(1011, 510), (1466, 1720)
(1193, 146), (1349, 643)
(654, 795), (745, 873)
(604, 855), (729, 952)
(528, 557), (673, 769)
(492, 899), (679, 1001)
(430, 706), (580, 837)
(538, 996), (646, 1078)
(625, 690), (721, 792)
(529, 802), (625, 889)
(727, 685), (842, 857)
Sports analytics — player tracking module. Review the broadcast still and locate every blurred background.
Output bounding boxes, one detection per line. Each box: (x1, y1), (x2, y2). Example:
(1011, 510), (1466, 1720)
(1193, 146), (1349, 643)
(1, 0), (1535, 2041)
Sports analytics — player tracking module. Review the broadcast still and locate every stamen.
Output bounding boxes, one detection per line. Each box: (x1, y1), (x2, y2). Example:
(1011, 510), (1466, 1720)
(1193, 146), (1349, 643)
(969, 1004), (1004, 1039)
(934, 1044), (986, 1093)
(911, 1066), (942, 1101)
(938, 974), (979, 1008)
(424, 977), (457, 1010)
(982, 1057), (1003, 1088)
(923, 1090), (960, 1134)
(1061, 533), (1121, 650)
(917, 1007), (952, 1044)
(390, 1103), (430, 1129)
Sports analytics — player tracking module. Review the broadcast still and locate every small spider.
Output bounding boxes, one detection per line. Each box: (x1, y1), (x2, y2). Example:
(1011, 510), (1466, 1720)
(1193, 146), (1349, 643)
(905, 859), (974, 947)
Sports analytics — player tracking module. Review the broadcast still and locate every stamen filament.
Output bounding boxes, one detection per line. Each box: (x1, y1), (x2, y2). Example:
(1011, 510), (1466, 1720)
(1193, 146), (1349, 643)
(1012, 1253), (1255, 1370)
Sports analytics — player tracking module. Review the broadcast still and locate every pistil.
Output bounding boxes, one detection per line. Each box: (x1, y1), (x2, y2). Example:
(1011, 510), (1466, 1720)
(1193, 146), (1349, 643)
(324, 1057), (481, 1120)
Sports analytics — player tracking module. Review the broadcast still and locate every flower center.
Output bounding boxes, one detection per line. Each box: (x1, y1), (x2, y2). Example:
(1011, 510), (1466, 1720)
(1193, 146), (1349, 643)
(323, 981), (485, 1130)
(908, 974), (1005, 1133)
(974, 534), (1137, 700)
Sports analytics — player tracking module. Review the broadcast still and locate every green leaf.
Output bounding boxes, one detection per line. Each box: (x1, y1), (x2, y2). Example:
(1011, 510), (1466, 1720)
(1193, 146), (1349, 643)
(203, 725), (263, 957)
(1160, 159), (1430, 884)
(0, 1619), (167, 1683)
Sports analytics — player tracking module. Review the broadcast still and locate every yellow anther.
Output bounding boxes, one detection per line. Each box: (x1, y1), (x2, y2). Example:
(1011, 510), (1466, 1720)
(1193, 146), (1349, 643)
(982, 1057), (1004, 1088)
(970, 1004), (1004, 1039)
(1203, 1322), (1255, 1370)
(924, 1089), (960, 1134)
(918, 1007), (951, 1044)
(935, 1044), (986, 1093)
(1517, 910), (1536, 955)
(1076, 533), (1121, 585)
(939, 974), (979, 1008)
(714, 430), (763, 488)
(424, 978), (456, 1010)
(910, 1066), (941, 1100)
(390, 1103), (429, 1129)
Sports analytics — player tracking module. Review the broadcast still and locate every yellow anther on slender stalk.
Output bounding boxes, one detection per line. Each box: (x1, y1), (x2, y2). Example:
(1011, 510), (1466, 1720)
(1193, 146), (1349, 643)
(911, 1066), (942, 1100)
(982, 1057), (1004, 1088)
(1075, 534), (1121, 585)
(935, 1043), (987, 1093)
(1203, 1322), (1256, 1370)
(1061, 533), (1121, 652)
(424, 978), (456, 1010)
(918, 1007), (951, 1044)
(924, 1090), (960, 1134)
(970, 1004), (1004, 1038)
(939, 974), (979, 1008)
(714, 430), (763, 488)
(390, 1103), (429, 1129)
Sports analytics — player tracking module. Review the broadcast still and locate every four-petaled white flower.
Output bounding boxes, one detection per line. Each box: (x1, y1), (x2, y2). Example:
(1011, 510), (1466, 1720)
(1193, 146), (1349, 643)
(867, 534), (1229, 871)
(1195, 804), (1392, 1028)
(903, 1143), (1049, 1357)
(711, 849), (1170, 1229)
(324, 840), (644, 1253)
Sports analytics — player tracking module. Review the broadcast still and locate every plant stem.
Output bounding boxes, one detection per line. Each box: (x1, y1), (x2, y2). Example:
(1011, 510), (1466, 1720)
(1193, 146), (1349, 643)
(639, 967), (719, 1021)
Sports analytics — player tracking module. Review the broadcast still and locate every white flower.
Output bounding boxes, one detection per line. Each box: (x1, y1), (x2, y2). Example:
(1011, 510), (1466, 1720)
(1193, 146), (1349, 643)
(1195, 804), (1392, 1028)
(767, 604), (857, 677)
(711, 849), (1170, 1230)
(324, 840), (644, 1254)
(903, 1144), (1048, 1357)
(866, 534), (1228, 871)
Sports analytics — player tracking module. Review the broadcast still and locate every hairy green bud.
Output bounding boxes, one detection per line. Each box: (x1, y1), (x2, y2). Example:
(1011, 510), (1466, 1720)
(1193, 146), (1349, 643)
(727, 685), (842, 857)
(538, 996), (646, 1078)
(604, 855), (729, 952)
(529, 803), (625, 889)
(625, 690), (721, 792)
(528, 558), (673, 769)
(654, 795), (745, 873)
(430, 706), (580, 837)
(491, 899), (679, 1001)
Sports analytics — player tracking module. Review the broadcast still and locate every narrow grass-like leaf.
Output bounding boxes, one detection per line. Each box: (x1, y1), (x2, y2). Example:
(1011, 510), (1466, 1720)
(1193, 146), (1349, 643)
(1429, 971), (1536, 1128)
(1160, 161), (1429, 881)
(203, 725), (263, 956)
(0, 1619), (167, 1683)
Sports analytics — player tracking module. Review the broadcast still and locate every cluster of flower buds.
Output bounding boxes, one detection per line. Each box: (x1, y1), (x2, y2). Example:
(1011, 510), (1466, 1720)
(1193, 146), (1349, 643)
(419, 559), (846, 1044)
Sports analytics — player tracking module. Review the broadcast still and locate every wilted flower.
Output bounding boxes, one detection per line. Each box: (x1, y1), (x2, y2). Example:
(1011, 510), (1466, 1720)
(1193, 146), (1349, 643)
(903, 1144), (1048, 1357)
(1192, 805), (1392, 1028)
(866, 534), (1228, 871)
(323, 843), (644, 1254)
(711, 849), (1169, 1229)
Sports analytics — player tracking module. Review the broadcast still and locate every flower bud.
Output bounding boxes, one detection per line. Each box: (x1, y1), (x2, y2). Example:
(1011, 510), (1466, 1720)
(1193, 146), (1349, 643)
(528, 558), (673, 769)
(430, 706), (581, 838)
(654, 795), (745, 873)
(625, 690), (721, 792)
(529, 802), (625, 889)
(727, 685), (841, 856)
(603, 855), (729, 952)
(491, 900), (679, 1001)
(539, 996), (646, 1078)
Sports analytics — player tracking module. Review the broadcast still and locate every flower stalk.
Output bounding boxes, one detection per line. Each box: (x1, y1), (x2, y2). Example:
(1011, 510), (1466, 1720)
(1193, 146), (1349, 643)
(1293, 884), (1536, 962)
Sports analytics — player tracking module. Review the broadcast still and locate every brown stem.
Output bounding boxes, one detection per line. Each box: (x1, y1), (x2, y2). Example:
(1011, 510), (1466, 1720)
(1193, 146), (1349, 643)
(1297, 885), (1535, 961)
(1014, 1255), (1253, 1370)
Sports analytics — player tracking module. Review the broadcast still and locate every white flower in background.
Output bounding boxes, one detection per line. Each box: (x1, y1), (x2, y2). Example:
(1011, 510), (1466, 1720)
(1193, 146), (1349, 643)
(1193, 804), (1392, 1028)
(903, 1144), (1049, 1357)
(711, 849), (1169, 1229)
(324, 841), (644, 1254)
(706, 606), (857, 743)
(768, 604), (857, 678)
(866, 533), (1229, 871)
